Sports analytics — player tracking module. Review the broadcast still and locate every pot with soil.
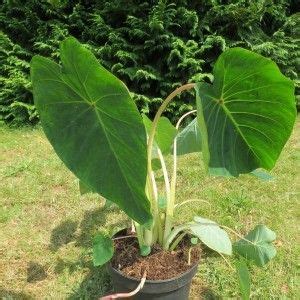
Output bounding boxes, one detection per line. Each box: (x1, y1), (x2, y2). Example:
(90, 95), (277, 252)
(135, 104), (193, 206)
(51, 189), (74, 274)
(107, 232), (200, 300)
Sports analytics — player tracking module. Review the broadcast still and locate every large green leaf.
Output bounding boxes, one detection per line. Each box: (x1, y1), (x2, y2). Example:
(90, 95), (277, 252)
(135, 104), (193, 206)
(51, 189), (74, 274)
(31, 37), (151, 225)
(190, 216), (232, 255)
(176, 118), (202, 155)
(233, 225), (276, 267)
(195, 48), (296, 176)
(93, 233), (114, 266)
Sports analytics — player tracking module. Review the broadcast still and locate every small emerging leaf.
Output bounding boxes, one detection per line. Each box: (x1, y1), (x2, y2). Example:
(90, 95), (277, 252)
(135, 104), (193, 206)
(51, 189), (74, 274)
(93, 233), (114, 266)
(236, 261), (251, 300)
(191, 237), (199, 245)
(233, 225), (276, 267)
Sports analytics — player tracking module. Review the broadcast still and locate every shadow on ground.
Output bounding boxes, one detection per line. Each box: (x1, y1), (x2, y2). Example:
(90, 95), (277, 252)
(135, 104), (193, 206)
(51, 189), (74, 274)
(49, 220), (78, 252)
(49, 205), (124, 299)
(27, 261), (48, 283)
(0, 289), (33, 299)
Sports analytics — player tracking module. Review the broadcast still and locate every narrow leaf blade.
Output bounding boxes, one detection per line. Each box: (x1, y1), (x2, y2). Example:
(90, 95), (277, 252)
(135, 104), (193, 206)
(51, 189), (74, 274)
(236, 261), (251, 300)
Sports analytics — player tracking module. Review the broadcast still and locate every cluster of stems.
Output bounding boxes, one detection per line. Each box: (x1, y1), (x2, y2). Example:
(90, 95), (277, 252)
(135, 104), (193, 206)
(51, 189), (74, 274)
(134, 83), (196, 252)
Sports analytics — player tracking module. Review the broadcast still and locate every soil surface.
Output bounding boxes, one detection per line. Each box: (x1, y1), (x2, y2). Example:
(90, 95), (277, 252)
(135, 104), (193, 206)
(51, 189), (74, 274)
(111, 231), (200, 280)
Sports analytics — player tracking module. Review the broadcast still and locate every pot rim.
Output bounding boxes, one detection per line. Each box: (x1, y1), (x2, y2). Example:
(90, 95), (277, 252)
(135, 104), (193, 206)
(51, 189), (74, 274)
(108, 259), (199, 284)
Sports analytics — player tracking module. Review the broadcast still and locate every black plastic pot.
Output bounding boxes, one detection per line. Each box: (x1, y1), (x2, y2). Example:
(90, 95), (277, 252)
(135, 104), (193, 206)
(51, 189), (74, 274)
(107, 262), (199, 300)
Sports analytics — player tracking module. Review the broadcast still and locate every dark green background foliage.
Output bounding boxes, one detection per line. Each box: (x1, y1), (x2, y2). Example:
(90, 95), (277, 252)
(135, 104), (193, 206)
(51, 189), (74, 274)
(1, 0), (299, 125)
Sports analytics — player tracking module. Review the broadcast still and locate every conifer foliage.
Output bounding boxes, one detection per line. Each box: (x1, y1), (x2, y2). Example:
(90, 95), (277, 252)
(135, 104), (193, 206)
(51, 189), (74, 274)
(0, 0), (299, 125)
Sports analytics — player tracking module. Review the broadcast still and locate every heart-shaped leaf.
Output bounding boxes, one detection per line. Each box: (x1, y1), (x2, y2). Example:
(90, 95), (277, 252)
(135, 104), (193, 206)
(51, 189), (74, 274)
(195, 47), (296, 176)
(190, 216), (232, 255)
(233, 225), (276, 267)
(93, 233), (114, 266)
(31, 37), (152, 225)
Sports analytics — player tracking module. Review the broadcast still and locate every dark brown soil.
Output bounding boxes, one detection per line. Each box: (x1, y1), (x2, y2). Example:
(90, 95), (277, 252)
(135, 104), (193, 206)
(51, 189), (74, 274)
(111, 233), (200, 280)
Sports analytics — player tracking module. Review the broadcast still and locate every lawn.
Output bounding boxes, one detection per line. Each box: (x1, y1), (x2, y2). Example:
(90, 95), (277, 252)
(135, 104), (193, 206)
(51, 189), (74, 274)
(0, 116), (299, 299)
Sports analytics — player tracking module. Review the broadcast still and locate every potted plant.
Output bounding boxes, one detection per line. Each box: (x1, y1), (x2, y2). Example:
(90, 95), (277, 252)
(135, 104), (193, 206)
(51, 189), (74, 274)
(30, 37), (296, 299)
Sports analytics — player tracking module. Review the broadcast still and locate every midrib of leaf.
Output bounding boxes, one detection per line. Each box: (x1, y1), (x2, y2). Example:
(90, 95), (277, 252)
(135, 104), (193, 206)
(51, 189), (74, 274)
(70, 47), (92, 101)
(220, 104), (261, 163)
(94, 108), (144, 206)
(36, 58), (91, 106)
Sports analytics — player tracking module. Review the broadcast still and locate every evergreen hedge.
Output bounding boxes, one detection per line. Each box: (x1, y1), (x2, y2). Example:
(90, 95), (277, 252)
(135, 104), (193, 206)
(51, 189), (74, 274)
(1, 0), (299, 125)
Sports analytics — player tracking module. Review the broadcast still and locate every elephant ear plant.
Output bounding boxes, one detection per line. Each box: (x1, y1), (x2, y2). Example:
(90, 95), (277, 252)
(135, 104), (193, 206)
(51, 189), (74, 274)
(31, 37), (296, 297)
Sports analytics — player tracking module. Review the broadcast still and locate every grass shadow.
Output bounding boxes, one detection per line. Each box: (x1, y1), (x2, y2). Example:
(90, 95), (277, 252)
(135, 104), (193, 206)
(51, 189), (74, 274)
(202, 288), (221, 299)
(67, 264), (112, 299)
(49, 220), (78, 252)
(75, 206), (123, 249)
(0, 289), (33, 299)
(27, 261), (48, 283)
(51, 205), (124, 298)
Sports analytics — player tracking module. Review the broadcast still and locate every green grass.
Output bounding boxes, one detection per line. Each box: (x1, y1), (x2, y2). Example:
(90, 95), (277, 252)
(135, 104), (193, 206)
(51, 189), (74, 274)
(0, 117), (299, 299)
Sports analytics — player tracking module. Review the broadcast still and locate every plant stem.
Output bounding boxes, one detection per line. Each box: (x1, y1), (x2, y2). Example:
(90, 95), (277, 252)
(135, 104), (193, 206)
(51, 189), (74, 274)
(169, 231), (186, 251)
(157, 148), (171, 201)
(188, 247), (192, 266)
(112, 235), (136, 241)
(164, 223), (191, 250)
(218, 252), (235, 271)
(163, 108), (197, 246)
(135, 222), (145, 249)
(220, 225), (255, 245)
(175, 198), (210, 210)
(100, 270), (147, 299)
(146, 83), (195, 249)
(147, 83), (195, 173)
